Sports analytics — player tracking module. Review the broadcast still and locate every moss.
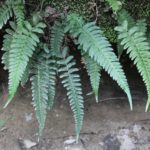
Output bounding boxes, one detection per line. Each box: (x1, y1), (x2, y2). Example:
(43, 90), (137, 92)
(31, 0), (150, 43)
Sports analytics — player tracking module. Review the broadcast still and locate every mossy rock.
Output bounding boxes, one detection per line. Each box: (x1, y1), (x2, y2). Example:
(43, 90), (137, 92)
(30, 0), (150, 43)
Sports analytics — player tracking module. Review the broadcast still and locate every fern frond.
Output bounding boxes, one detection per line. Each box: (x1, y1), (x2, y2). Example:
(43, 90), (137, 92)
(50, 21), (65, 56)
(66, 14), (132, 110)
(116, 9), (135, 58)
(58, 50), (84, 140)
(105, 0), (122, 12)
(115, 21), (150, 111)
(39, 49), (57, 110)
(83, 53), (102, 102)
(31, 63), (48, 135)
(117, 9), (135, 27)
(13, 0), (25, 28)
(136, 19), (147, 34)
(0, 0), (13, 29)
(4, 21), (46, 108)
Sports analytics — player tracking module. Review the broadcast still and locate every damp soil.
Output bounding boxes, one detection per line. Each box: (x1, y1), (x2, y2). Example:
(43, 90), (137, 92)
(0, 68), (150, 150)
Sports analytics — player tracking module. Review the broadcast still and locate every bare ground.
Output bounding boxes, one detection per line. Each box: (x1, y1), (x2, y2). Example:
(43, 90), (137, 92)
(0, 71), (150, 150)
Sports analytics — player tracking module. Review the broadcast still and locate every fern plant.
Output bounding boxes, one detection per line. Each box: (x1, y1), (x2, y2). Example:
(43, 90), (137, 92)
(0, 0), (135, 141)
(115, 20), (150, 111)
(106, 0), (150, 111)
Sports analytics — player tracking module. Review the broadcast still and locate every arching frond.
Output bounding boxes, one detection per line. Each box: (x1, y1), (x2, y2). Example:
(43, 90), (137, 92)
(66, 14), (132, 110)
(4, 21), (46, 108)
(58, 50), (84, 140)
(115, 21), (150, 111)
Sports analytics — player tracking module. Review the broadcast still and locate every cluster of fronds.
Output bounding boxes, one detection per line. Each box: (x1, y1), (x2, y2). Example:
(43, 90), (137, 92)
(1, 0), (150, 141)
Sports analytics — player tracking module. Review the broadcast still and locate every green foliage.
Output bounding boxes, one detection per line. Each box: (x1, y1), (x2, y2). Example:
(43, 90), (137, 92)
(83, 53), (102, 102)
(105, 0), (122, 12)
(31, 61), (48, 135)
(115, 20), (150, 111)
(66, 14), (132, 110)
(58, 48), (84, 140)
(0, 0), (13, 29)
(50, 21), (65, 56)
(4, 21), (46, 108)
(1, 0), (150, 142)
(13, 0), (25, 28)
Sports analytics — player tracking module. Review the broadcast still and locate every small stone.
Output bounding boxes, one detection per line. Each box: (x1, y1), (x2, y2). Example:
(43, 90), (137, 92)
(22, 139), (37, 149)
(103, 134), (121, 150)
(25, 113), (33, 122)
(64, 137), (76, 145)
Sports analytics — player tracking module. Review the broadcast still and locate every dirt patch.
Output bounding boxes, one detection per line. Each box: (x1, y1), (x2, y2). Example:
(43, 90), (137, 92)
(0, 71), (150, 150)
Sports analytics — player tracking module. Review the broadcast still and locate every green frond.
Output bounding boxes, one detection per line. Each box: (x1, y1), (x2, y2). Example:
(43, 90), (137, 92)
(117, 9), (135, 58)
(0, 0), (13, 29)
(39, 49), (57, 110)
(4, 21), (46, 108)
(105, 0), (122, 12)
(21, 61), (31, 86)
(58, 50), (84, 140)
(51, 21), (65, 56)
(115, 21), (150, 111)
(83, 53), (102, 102)
(136, 19), (147, 33)
(66, 14), (132, 110)
(31, 63), (48, 135)
(117, 9), (135, 27)
(13, 0), (25, 28)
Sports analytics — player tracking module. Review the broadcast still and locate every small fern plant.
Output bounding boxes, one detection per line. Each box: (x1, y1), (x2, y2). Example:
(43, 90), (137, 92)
(0, 0), (133, 140)
(106, 0), (150, 112)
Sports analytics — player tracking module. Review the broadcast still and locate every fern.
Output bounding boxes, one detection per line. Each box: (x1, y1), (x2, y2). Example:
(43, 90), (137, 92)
(58, 49), (84, 140)
(117, 10), (147, 58)
(136, 19), (147, 34)
(4, 21), (46, 108)
(39, 48), (57, 110)
(31, 62), (48, 135)
(117, 9), (135, 27)
(13, 0), (25, 28)
(66, 14), (132, 110)
(50, 21), (65, 56)
(83, 53), (102, 102)
(105, 0), (122, 12)
(0, 0), (13, 29)
(115, 21), (150, 111)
